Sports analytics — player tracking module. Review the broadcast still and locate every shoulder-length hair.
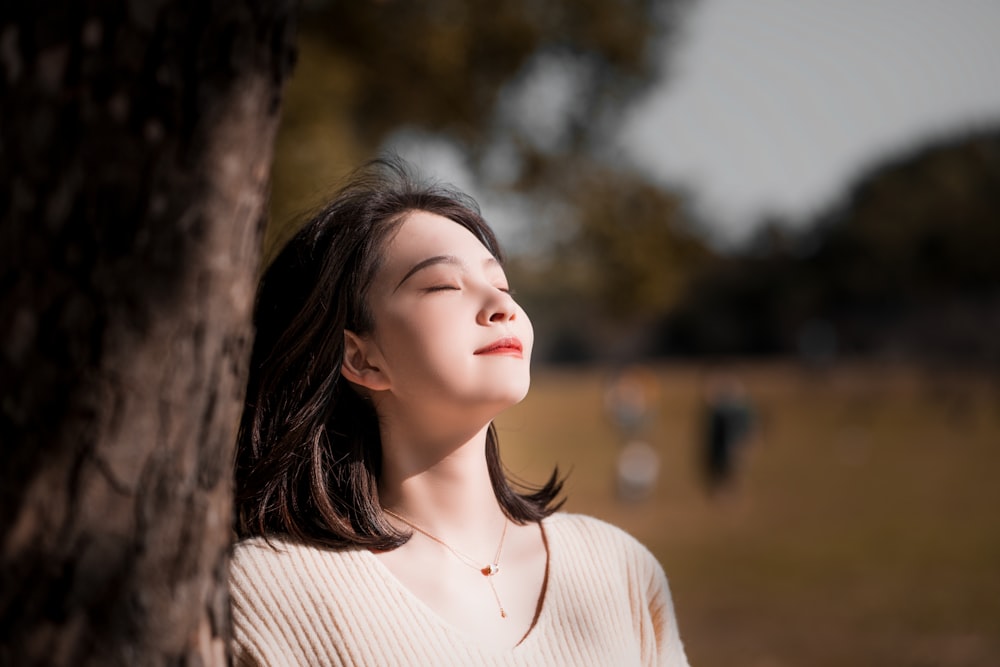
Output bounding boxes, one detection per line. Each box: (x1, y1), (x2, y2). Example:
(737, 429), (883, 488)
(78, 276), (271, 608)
(235, 156), (563, 549)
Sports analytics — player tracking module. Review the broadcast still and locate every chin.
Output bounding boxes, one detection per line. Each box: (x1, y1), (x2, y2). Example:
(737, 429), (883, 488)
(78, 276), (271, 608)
(480, 378), (531, 413)
(501, 378), (532, 407)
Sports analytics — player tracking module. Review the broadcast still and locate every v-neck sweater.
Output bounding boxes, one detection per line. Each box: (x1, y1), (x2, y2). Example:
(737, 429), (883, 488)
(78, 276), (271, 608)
(230, 513), (689, 666)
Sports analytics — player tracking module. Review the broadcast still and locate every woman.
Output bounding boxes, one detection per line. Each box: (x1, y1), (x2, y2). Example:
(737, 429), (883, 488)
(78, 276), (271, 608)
(231, 157), (689, 666)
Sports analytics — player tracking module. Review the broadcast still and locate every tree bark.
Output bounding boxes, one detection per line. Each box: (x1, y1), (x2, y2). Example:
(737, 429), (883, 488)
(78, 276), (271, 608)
(0, 2), (296, 665)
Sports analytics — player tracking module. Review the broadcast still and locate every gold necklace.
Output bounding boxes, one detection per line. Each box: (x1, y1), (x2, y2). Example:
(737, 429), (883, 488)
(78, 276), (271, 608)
(383, 508), (509, 619)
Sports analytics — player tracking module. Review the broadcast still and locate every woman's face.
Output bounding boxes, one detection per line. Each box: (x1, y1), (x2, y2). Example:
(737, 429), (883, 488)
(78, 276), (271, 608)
(356, 210), (533, 420)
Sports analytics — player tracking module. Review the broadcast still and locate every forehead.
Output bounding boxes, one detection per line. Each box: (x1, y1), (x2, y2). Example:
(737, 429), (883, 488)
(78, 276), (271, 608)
(381, 210), (496, 275)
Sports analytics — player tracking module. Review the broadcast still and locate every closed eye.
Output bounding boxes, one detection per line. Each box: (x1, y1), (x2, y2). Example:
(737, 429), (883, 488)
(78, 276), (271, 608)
(425, 285), (460, 292)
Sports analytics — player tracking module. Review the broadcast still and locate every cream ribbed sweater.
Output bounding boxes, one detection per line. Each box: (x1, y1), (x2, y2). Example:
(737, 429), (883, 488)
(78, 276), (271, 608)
(230, 513), (689, 666)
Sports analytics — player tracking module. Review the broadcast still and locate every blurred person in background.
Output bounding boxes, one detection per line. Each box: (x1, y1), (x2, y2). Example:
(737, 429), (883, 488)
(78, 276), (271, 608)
(700, 373), (756, 500)
(605, 365), (664, 502)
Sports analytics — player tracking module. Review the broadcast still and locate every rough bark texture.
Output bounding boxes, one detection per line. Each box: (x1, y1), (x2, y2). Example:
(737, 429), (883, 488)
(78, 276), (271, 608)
(0, 2), (296, 665)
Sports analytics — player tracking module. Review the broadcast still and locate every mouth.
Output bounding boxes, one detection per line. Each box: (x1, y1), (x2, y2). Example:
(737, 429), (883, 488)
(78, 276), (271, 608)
(475, 336), (524, 357)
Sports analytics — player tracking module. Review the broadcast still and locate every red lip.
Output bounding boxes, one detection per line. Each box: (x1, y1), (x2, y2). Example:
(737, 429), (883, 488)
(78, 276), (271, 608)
(475, 336), (523, 357)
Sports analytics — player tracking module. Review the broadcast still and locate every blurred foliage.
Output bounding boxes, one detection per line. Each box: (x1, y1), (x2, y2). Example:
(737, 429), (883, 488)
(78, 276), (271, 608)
(508, 160), (712, 362)
(810, 128), (1000, 301)
(566, 166), (709, 318)
(267, 32), (364, 254)
(303, 0), (669, 146)
(658, 128), (1000, 365)
(268, 0), (697, 275)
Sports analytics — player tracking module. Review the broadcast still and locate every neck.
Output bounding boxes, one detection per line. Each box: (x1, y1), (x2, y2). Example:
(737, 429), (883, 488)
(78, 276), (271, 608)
(378, 422), (504, 533)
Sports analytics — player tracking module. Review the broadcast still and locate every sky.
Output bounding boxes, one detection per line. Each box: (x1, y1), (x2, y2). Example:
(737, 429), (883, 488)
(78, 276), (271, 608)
(618, 0), (1000, 246)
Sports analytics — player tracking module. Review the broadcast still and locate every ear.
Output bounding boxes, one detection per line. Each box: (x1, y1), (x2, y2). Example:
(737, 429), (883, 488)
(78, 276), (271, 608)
(341, 330), (391, 391)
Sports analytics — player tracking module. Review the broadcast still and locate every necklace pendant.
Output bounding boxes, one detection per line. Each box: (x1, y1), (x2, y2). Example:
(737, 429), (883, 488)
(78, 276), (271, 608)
(482, 563), (499, 576)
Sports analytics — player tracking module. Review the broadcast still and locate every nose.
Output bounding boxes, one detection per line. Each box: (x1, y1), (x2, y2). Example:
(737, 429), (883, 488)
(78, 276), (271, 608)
(478, 287), (517, 326)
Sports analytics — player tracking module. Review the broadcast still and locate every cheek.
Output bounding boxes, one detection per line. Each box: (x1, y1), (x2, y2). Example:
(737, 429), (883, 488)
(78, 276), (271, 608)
(376, 308), (453, 368)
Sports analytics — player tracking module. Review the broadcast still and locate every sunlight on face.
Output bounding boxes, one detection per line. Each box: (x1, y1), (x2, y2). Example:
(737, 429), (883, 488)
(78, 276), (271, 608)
(366, 211), (534, 420)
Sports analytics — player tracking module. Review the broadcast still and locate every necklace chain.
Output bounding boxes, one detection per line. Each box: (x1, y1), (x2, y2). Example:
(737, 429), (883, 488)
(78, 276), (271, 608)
(382, 508), (509, 618)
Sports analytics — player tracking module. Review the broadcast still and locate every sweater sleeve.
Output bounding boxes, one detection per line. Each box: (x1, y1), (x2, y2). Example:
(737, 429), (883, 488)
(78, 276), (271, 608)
(642, 552), (689, 667)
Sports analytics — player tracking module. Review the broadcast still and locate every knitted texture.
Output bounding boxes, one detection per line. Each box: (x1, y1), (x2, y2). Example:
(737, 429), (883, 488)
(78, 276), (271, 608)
(231, 513), (689, 666)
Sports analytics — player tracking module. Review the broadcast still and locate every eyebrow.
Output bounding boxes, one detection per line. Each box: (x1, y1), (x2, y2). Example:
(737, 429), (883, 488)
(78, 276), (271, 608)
(394, 254), (501, 292)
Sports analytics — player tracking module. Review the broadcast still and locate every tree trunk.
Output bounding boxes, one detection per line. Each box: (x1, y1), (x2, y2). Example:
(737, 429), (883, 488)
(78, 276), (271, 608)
(0, 2), (296, 665)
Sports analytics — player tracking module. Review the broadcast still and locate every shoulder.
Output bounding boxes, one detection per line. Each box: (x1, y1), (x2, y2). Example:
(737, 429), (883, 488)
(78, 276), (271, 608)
(232, 534), (307, 559)
(229, 538), (373, 665)
(230, 536), (367, 603)
(229, 538), (374, 658)
(544, 513), (657, 556)
(231, 535), (312, 575)
(231, 537), (302, 599)
(543, 512), (665, 581)
(543, 511), (636, 536)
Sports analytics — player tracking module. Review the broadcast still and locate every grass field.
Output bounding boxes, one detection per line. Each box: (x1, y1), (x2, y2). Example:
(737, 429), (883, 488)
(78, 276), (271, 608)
(495, 361), (1000, 667)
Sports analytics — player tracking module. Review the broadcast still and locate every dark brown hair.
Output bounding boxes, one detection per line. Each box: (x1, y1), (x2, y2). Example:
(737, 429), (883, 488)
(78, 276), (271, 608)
(235, 156), (563, 549)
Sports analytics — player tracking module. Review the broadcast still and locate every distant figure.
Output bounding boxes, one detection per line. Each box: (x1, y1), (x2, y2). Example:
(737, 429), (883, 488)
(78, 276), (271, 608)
(605, 365), (663, 500)
(604, 365), (660, 437)
(617, 439), (661, 502)
(701, 375), (754, 498)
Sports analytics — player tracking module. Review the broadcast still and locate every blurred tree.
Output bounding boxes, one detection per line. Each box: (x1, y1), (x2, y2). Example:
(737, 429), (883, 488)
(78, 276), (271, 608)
(812, 128), (1000, 303)
(558, 164), (709, 319)
(301, 0), (675, 145)
(266, 0), (689, 209)
(806, 127), (1000, 362)
(657, 127), (1000, 363)
(0, 2), (295, 665)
